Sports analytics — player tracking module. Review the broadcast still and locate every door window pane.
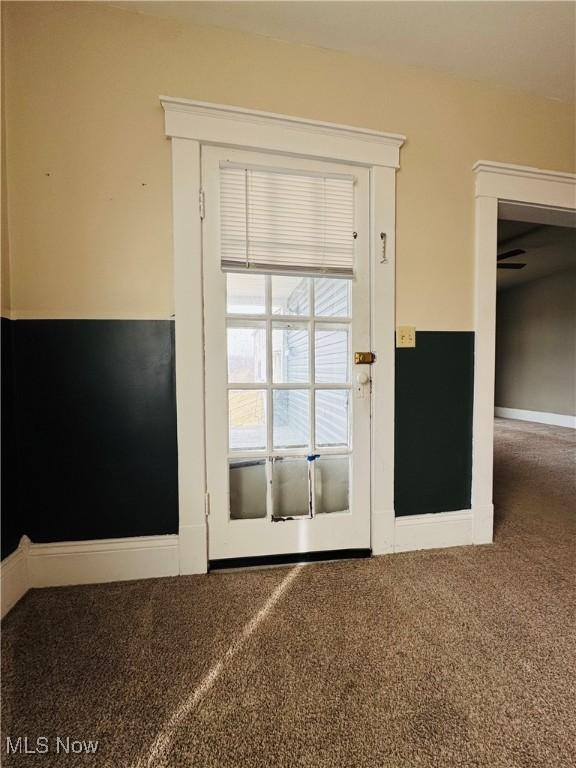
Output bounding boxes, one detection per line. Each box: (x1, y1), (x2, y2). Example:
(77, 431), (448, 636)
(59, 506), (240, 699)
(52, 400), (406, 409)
(272, 458), (310, 518)
(315, 327), (349, 383)
(229, 390), (267, 451)
(229, 460), (267, 519)
(227, 273), (266, 314)
(316, 390), (349, 447)
(273, 390), (309, 449)
(314, 278), (350, 317)
(272, 276), (310, 315)
(315, 456), (349, 514)
(227, 325), (267, 383)
(272, 324), (309, 383)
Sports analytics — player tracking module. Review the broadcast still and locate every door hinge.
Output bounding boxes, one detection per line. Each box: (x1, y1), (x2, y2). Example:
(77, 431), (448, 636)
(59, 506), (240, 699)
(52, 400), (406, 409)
(199, 189), (205, 220)
(204, 492), (210, 517)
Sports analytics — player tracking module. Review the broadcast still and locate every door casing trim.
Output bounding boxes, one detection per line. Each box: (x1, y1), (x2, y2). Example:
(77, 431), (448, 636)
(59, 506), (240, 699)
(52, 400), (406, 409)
(162, 97), (404, 573)
(472, 161), (576, 545)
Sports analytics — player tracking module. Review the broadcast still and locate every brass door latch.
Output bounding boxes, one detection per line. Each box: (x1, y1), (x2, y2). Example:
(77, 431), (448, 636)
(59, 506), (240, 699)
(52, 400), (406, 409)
(354, 352), (376, 364)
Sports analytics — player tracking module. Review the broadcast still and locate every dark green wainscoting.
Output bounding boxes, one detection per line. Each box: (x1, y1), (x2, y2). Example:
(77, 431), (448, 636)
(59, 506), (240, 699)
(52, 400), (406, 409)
(1, 321), (474, 560)
(1, 318), (22, 559)
(395, 332), (475, 516)
(2, 320), (178, 556)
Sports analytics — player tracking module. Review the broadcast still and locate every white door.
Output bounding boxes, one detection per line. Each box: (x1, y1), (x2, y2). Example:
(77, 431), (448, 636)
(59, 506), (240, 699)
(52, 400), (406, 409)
(202, 146), (372, 561)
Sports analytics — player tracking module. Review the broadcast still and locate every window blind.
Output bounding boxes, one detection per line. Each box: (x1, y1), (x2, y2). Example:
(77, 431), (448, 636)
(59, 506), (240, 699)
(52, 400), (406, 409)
(220, 165), (356, 277)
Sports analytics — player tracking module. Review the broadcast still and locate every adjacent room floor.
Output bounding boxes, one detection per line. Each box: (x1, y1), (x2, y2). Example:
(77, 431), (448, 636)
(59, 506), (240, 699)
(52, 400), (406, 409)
(2, 419), (575, 767)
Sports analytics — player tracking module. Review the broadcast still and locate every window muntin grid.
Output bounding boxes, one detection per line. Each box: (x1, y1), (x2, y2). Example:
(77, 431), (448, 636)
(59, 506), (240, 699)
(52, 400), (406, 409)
(226, 273), (351, 459)
(226, 273), (353, 521)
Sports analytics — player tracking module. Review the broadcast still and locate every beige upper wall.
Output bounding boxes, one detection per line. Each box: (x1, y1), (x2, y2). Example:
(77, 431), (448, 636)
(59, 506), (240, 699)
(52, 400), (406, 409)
(3, 2), (575, 327)
(1, 5), (10, 314)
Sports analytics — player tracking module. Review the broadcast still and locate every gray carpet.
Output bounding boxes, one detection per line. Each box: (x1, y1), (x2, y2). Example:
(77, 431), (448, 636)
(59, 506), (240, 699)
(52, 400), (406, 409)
(2, 418), (575, 767)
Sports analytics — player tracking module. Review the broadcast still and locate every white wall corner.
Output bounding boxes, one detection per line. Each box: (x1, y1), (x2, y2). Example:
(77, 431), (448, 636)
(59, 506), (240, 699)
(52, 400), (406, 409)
(1, 536), (31, 619)
(178, 524), (208, 575)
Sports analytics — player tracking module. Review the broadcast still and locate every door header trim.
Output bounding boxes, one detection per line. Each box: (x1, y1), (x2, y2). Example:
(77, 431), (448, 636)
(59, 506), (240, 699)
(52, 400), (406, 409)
(160, 96), (405, 168)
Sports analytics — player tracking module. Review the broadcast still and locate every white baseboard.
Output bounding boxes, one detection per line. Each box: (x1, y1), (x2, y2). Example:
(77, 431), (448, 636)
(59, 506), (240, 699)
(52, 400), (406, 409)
(394, 510), (474, 553)
(495, 407), (576, 429)
(1, 537), (30, 619)
(27, 534), (179, 588)
(2, 508), (488, 616)
(1, 534), (180, 617)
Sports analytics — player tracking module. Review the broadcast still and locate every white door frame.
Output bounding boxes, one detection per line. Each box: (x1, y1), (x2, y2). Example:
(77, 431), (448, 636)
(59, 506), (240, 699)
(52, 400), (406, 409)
(472, 161), (576, 544)
(161, 97), (404, 573)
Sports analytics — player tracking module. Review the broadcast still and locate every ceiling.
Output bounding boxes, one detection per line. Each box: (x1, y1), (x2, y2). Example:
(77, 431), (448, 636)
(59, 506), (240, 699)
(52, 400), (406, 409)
(496, 224), (576, 291)
(112, 1), (576, 101)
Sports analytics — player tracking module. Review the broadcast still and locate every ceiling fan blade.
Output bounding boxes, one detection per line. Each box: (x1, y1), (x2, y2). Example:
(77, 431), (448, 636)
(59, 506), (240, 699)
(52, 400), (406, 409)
(497, 263), (527, 270)
(497, 248), (526, 261)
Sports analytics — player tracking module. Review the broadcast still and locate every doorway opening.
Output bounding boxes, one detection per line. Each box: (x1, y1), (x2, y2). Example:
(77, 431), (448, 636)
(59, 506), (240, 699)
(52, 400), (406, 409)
(493, 206), (576, 532)
(471, 162), (576, 547)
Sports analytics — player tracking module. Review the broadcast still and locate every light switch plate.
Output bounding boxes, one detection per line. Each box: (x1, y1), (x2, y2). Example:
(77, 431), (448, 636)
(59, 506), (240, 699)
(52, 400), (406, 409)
(396, 326), (416, 348)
